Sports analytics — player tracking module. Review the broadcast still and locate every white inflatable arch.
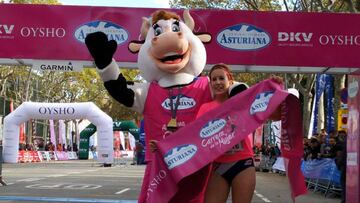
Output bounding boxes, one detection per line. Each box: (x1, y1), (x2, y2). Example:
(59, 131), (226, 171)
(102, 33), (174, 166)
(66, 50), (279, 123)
(2, 102), (113, 164)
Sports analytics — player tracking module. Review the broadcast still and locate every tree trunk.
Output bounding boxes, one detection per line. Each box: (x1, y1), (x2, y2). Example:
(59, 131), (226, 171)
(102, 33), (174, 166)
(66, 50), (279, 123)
(318, 93), (325, 131)
(303, 91), (313, 137)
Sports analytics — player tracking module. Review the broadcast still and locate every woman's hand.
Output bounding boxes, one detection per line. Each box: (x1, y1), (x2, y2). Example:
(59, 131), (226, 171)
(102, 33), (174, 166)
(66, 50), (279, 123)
(270, 74), (284, 85)
(149, 140), (159, 152)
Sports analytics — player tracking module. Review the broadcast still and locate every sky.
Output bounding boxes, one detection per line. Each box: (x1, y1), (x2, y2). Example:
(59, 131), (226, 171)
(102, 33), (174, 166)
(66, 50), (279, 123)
(58, 0), (170, 8)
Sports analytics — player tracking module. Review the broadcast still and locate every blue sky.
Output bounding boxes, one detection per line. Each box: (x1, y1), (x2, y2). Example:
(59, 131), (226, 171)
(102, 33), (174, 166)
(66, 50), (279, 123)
(59, 0), (170, 8)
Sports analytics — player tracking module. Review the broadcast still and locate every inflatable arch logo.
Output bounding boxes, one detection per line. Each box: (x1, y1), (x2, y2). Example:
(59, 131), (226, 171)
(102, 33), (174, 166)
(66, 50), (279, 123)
(2, 102), (113, 164)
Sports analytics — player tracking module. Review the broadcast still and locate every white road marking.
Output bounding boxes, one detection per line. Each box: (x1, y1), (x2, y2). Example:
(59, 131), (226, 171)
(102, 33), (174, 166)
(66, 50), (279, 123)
(26, 183), (101, 190)
(67, 172), (81, 174)
(254, 190), (272, 202)
(46, 174), (66, 178)
(115, 188), (130, 194)
(86, 170), (98, 172)
(16, 178), (44, 182)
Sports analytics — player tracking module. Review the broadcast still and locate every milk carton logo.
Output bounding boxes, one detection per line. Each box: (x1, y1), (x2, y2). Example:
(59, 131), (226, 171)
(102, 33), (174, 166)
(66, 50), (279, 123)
(162, 95), (196, 110)
(164, 144), (197, 169)
(348, 79), (359, 98)
(200, 119), (227, 138)
(74, 21), (129, 45)
(217, 24), (271, 51)
(250, 91), (274, 115)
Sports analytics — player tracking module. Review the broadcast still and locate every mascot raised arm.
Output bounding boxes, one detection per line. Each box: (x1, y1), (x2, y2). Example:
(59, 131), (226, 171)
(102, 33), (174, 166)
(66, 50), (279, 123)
(85, 10), (246, 203)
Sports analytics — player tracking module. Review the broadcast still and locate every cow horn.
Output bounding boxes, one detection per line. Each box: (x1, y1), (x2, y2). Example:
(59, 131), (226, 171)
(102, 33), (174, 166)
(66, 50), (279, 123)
(140, 17), (150, 40)
(183, 10), (194, 31)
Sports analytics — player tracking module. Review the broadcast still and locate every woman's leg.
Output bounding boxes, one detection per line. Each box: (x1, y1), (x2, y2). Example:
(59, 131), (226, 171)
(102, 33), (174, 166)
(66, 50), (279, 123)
(204, 172), (230, 203)
(231, 166), (256, 203)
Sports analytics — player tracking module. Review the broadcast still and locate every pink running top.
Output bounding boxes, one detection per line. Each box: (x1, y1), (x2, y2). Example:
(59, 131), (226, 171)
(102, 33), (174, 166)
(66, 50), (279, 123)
(197, 100), (254, 163)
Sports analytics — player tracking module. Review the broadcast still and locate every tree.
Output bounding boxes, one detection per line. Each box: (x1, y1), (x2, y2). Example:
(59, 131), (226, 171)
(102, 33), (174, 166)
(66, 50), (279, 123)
(8, 0), (59, 4)
(170, 0), (282, 10)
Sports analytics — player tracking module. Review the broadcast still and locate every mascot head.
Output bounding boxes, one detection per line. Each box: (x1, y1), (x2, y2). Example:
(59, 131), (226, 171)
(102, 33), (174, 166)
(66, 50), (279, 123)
(129, 10), (211, 87)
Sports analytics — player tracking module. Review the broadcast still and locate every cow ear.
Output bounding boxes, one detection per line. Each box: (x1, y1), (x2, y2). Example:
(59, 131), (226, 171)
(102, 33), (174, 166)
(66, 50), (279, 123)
(128, 40), (144, 54)
(196, 33), (211, 44)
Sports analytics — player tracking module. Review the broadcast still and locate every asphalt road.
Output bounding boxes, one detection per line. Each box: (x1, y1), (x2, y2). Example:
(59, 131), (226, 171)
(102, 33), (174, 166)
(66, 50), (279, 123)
(0, 159), (341, 203)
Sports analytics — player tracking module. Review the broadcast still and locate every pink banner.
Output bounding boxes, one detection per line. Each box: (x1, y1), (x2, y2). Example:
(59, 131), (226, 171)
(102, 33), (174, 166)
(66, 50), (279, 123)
(254, 125), (263, 148)
(141, 80), (306, 202)
(347, 75), (360, 203)
(1, 4), (360, 68)
(49, 120), (57, 151)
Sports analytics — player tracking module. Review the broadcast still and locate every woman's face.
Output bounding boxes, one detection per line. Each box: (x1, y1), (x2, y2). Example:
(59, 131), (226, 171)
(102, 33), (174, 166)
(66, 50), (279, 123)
(210, 68), (232, 98)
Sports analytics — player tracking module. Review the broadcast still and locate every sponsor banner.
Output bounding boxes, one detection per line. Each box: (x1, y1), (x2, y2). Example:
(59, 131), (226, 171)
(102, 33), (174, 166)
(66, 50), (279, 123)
(270, 121), (281, 146)
(254, 125), (263, 148)
(325, 75), (335, 134)
(141, 80), (306, 203)
(32, 60), (84, 72)
(273, 157), (286, 172)
(347, 152), (358, 166)
(1, 4), (360, 68)
(67, 151), (78, 160)
(337, 109), (348, 132)
(41, 151), (51, 161)
(48, 151), (57, 160)
(311, 74), (327, 135)
(347, 75), (360, 203)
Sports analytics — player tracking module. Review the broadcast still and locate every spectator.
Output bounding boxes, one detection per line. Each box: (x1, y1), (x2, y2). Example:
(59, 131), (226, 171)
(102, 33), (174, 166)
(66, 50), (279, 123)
(48, 142), (55, 151)
(319, 128), (327, 139)
(274, 144), (281, 158)
(57, 143), (62, 151)
(90, 145), (97, 159)
(44, 142), (49, 151)
(72, 143), (78, 152)
(320, 137), (337, 158)
(135, 141), (144, 165)
(45, 141), (54, 151)
(319, 135), (327, 156)
(335, 131), (346, 203)
(303, 138), (311, 160)
(307, 138), (321, 160)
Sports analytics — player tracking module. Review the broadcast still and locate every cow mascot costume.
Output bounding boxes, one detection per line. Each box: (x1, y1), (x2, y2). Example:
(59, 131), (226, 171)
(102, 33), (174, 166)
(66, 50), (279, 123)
(85, 10), (234, 202)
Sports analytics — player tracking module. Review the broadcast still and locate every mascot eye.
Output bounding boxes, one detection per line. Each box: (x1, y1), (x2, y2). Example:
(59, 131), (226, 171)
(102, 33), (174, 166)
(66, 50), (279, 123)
(172, 22), (180, 32)
(154, 27), (163, 36)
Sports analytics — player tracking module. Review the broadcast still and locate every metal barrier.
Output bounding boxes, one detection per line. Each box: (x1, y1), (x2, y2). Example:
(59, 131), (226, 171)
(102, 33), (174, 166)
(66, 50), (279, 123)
(302, 159), (341, 197)
(0, 145), (7, 186)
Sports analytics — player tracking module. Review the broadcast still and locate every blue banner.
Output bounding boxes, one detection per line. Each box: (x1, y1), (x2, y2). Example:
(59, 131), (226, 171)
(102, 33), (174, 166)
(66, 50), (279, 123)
(325, 75), (335, 137)
(312, 74), (327, 135)
(139, 119), (146, 147)
(301, 158), (340, 184)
